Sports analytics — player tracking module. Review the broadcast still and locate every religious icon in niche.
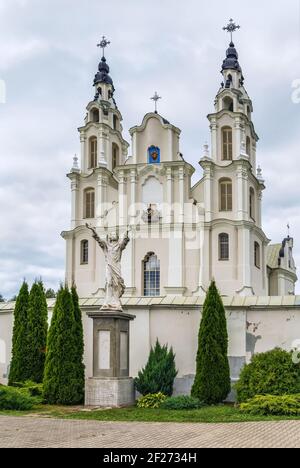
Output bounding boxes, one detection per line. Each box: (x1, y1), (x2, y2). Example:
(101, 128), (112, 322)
(148, 146), (161, 164)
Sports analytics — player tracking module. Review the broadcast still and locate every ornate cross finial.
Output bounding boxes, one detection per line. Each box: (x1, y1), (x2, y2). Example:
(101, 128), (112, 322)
(287, 223), (291, 238)
(223, 19), (241, 43)
(150, 92), (162, 113)
(97, 36), (111, 57)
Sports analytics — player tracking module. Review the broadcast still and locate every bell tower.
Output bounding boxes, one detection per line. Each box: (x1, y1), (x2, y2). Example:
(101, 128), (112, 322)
(78, 37), (129, 173)
(200, 20), (269, 296)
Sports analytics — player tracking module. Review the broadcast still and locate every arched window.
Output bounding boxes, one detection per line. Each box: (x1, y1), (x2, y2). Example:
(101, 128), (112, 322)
(143, 253), (160, 297)
(219, 233), (229, 261)
(223, 96), (234, 112)
(113, 115), (118, 130)
(246, 136), (251, 157)
(84, 189), (95, 219)
(249, 187), (255, 221)
(112, 143), (119, 170)
(254, 242), (261, 269)
(91, 108), (99, 123)
(80, 240), (89, 265)
(89, 137), (97, 169)
(222, 127), (233, 161)
(219, 178), (233, 212)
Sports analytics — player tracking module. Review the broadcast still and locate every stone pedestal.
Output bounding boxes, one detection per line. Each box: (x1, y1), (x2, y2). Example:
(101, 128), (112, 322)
(85, 310), (136, 407)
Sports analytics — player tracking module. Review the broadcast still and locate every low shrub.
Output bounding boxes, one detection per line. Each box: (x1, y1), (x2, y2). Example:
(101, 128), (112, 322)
(13, 380), (43, 397)
(236, 348), (300, 403)
(135, 341), (178, 397)
(0, 385), (35, 411)
(160, 395), (204, 410)
(240, 394), (300, 416)
(137, 393), (167, 409)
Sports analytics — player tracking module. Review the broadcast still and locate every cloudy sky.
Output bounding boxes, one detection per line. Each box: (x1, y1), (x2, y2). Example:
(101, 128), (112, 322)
(0, 0), (299, 298)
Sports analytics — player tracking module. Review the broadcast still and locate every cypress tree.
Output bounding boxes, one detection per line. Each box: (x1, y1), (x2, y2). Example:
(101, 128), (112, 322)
(8, 282), (30, 385)
(43, 286), (80, 405)
(71, 285), (85, 403)
(26, 281), (48, 383)
(191, 281), (231, 404)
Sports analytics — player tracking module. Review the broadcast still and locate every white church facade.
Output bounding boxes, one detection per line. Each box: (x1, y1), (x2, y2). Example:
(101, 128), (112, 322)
(1, 30), (299, 395)
(62, 37), (297, 300)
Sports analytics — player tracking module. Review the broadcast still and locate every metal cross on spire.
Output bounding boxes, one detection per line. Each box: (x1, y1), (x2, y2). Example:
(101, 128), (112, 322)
(97, 36), (111, 57)
(287, 222), (291, 238)
(151, 92), (162, 113)
(223, 19), (241, 43)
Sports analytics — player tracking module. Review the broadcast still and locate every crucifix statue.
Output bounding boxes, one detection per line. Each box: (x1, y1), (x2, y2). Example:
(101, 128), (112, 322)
(223, 18), (241, 43)
(86, 224), (130, 312)
(97, 35), (111, 57)
(151, 92), (162, 113)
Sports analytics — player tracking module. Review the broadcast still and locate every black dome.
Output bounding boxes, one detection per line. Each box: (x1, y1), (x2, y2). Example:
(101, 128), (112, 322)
(222, 42), (242, 72)
(94, 57), (114, 87)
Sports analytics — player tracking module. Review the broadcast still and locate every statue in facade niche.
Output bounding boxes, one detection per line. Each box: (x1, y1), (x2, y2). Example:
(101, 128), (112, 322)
(86, 224), (130, 312)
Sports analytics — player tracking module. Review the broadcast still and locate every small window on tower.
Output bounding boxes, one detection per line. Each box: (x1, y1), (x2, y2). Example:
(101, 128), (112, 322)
(223, 96), (234, 112)
(91, 108), (99, 123)
(219, 178), (233, 212)
(254, 242), (261, 269)
(249, 188), (255, 221)
(219, 233), (230, 261)
(246, 136), (251, 158)
(89, 137), (97, 169)
(84, 189), (95, 219)
(222, 127), (233, 161)
(112, 143), (119, 170)
(113, 115), (118, 130)
(80, 240), (89, 265)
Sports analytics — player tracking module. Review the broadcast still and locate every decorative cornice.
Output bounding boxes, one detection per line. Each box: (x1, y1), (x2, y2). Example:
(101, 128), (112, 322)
(129, 112), (181, 136)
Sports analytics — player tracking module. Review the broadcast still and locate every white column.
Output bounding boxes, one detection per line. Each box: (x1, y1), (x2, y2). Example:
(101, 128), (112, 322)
(168, 129), (173, 160)
(98, 131), (108, 166)
(257, 190), (263, 228)
(178, 167), (185, 224)
(166, 167), (173, 224)
(132, 132), (137, 164)
(118, 170), (127, 227)
(96, 173), (108, 227)
(80, 135), (86, 172)
(235, 117), (242, 160)
(129, 169), (137, 226)
(210, 119), (218, 161)
(236, 165), (248, 221)
(203, 164), (213, 222)
(70, 177), (79, 229)
(241, 228), (251, 287)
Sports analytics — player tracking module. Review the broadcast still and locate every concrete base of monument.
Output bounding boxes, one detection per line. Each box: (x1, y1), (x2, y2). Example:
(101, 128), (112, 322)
(85, 377), (136, 407)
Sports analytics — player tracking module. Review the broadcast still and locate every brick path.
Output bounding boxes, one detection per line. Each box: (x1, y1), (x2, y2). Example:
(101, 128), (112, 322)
(1, 416), (300, 448)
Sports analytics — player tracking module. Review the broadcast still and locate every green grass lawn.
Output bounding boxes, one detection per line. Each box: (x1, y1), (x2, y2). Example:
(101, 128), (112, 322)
(2, 404), (300, 423)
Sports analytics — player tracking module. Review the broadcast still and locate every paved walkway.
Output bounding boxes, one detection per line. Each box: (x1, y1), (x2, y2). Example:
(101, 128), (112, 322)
(1, 416), (300, 448)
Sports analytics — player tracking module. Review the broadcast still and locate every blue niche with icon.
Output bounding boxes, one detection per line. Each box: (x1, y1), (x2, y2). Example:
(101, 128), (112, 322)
(148, 146), (161, 164)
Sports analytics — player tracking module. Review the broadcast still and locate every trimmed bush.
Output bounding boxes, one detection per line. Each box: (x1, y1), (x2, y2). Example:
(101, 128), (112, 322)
(191, 281), (231, 405)
(137, 393), (167, 409)
(26, 281), (48, 384)
(43, 286), (82, 405)
(240, 394), (300, 416)
(135, 340), (178, 397)
(13, 381), (44, 398)
(0, 385), (35, 411)
(9, 282), (30, 385)
(71, 286), (85, 404)
(161, 395), (203, 410)
(236, 348), (300, 403)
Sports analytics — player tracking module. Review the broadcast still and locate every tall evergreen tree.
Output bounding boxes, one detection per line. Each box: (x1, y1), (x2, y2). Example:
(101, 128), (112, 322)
(26, 281), (48, 383)
(8, 282), (30, 385)
(71, 285), (85, 403)
(0, 294), (5, 303)
(191, 281), (231, 404)
(43, 286), (81, 405)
